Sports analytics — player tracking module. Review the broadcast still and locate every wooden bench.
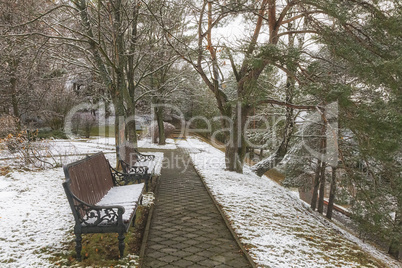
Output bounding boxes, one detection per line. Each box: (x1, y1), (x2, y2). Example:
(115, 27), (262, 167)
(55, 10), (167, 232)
(117, 146), (156, 191)
(62, 152), (145, 261)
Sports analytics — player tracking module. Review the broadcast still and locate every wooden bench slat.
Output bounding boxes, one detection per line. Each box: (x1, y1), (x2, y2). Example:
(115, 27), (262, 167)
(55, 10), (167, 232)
(68, 153), (114, 205)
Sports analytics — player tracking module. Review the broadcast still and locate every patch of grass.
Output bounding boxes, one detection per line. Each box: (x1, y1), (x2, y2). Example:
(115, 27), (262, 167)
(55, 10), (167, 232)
(49, 206), (148, 267)
(0, 166), (11, 176)
(90, 125), (115, 137)
(37, 129), (67, 139)
(293, 231), (385, 267)
(265, 168), (285, 184)
(0, 258), (16, 264)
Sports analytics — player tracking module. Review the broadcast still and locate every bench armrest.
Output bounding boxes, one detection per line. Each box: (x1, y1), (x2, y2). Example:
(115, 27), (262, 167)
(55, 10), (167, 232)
(110, 164), (148, 186)
(119, 159), (149, 175)
(78, 202), (126, 227)
(136, 151), (155, 162)
(128, 165), (149, 175)
(110, 166), (131, 186)
(63, 181), (126, 227)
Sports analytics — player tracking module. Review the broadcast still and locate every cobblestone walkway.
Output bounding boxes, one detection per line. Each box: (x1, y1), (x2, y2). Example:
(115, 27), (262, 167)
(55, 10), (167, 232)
(142, 149), (252, 268)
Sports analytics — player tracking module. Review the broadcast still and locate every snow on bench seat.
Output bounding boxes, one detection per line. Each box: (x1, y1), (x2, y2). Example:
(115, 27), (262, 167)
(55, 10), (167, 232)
(96, 183), (145, 222)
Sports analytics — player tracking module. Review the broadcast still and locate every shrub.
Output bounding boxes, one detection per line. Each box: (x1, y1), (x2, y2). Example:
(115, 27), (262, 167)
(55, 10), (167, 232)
(0, 115), (19, 138)
(0, 130), (60, 169)
(37, 129), (67, 139)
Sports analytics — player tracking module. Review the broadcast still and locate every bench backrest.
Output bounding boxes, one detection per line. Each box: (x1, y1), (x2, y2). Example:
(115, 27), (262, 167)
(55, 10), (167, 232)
(63, 152), (113, 205)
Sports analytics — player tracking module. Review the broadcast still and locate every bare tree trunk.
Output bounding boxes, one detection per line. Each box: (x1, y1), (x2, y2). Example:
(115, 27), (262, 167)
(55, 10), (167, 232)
(326, 166), (337, 219)
(248, 147), (254, 160)
(326, 167), (336, 219)
(388, 201), (402, 259)
(317, 111), (327, 214)
(317, 161), (326, 214)
(114, 94), (125, 166)
(225, 143), (238, 171)
(125, 1), (139, 148)
(9, 60), (21, 131)
(126, 117), (137, 146)
(225, 102), (250, 173)
(155, 104), (165, 145)
(311, 159), (322, 211)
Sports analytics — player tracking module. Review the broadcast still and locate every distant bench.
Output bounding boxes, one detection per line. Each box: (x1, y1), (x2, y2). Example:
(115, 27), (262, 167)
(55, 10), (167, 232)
(118, 146), (156, 191)
(62, 152), (146, 260)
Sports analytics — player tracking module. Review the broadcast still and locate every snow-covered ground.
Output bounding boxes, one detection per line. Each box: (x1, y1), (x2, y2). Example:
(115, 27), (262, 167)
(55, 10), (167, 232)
(0, 138), (164, 267)
(88, 137), (178, 150)
(177, 137), (402, 268)
(0, 168), (73, 266)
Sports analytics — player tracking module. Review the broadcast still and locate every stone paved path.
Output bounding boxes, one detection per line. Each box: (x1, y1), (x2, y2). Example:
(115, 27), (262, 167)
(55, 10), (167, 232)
(142, 149), (252, 268)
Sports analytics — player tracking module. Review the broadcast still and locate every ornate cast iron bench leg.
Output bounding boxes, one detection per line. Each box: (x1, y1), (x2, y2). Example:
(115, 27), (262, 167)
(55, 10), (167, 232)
(75, 233), (82, 261)
(118, 232), (125, 259)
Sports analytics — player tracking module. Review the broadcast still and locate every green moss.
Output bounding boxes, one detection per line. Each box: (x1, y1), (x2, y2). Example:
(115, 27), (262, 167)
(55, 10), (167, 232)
(89, 125), (116, 137)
